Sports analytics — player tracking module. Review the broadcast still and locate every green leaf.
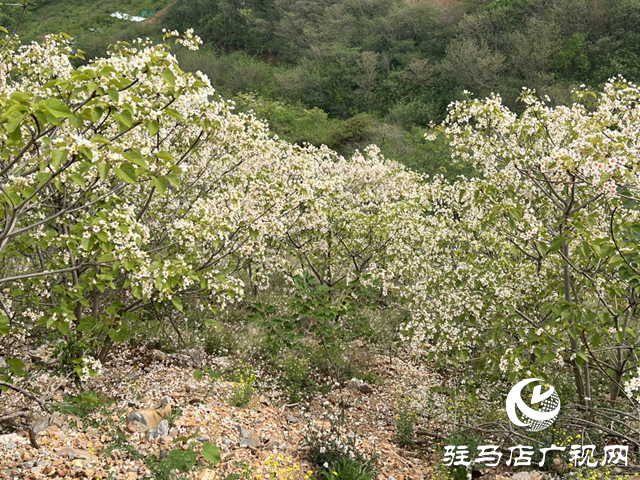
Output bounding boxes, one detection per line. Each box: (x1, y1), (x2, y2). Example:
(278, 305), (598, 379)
(549, 235), (564, 253)
(90, 134), (110, 144)
(162, 68), (176, 87)
(152, 176), (167, 195)
(537, 241), (548, 256)
(193, 370), (203, 380)
(91, 106), (104, 122)
(166, 173), (180, 187)
(165, 448), (196, 472)
(98, 252), (114, 262)
(157, 151), (175, 161)
(201, 443), (221, 465)
(115, 163), (137, 184)
(109, 324), (129, 342)
(165, 108), (184, 122)
(69, 114), (84, 129)
(71, 173), (86, 188)
(7, 358), (25, 377)
(77, 317), (96, 332)
(6, 111), (24, 133)
(172, 297), (184, 312)
(43, 98), (73, 118)
(147, 120), (159, 136)
(97, 163), (109, 180)
(0, 314), (9, 336)
(56, 321), (70, 335)
(108, 87), (119, 103)
(541, 352), (556, 363)
(36, 171), (52, 187)
(117, 110), (133, 128)
(123, 150), (147, 168)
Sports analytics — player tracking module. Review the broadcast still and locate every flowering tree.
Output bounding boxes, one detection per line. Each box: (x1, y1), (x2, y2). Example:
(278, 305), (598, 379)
(395, 80), (640, 443)
(0, 25), (337, 387)
(0, 17), (430, 411)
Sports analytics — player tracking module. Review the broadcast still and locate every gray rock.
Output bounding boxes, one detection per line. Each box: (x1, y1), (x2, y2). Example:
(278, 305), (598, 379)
(57, 447), (98, 462)
(511, 473), (544, 480)
(285, 415), (299, 424)
(146, 419), (169, 441)
(0, 357), (7, 368)
(36, 460), (51, 467)
(0, 433), (26, 447)
(151, 350), (167, 362)
(126, 411), (147, 425)
(125, 371), (140, 381)
(30, 414), (51, 434)
(263, 436), (286, 451)
(237, 425), (260, 448)
(18, 460), (35, 469)
(346, 378), (373, 394)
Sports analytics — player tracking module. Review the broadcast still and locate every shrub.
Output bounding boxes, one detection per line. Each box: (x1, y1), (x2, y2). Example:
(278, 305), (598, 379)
(302, 409), (378, 479)
(394, 395), (417, 447)
(281, 354), (315, 403)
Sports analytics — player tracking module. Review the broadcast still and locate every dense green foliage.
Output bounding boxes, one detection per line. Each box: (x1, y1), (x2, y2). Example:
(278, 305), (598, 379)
(11, 0), (640, 177)
(163, 0), (640, 152)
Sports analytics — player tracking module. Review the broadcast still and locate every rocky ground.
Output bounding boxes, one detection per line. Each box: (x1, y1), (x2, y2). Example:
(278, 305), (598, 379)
(0, 346), (580, 480)
(0, 345), (442, 480)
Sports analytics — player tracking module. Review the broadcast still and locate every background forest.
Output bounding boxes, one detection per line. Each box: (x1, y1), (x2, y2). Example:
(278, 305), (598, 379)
(8, 0), (640, 176)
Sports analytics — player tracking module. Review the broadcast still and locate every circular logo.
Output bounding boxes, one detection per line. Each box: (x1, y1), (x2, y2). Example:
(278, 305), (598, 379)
(506, 378), (560, 432)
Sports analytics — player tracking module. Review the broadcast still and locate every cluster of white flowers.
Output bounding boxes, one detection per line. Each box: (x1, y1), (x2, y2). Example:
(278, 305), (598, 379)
(80, 356), (102, 378)
(624, 368), (640, 401)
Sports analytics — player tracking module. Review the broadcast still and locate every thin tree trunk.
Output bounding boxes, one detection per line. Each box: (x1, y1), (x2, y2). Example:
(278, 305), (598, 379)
(563, 243), (586, 404)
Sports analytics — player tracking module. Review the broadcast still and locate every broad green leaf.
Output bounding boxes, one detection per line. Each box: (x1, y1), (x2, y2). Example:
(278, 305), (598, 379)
(541, 352), (556, 363)
(166, 173), (180, 187)
(147, 120), (159, 136)
(157, 151), (175, 161)
(56, 321), (70, 335)
(123, 150), (147, 168)
(7, 358), (25, 377)
(97, 163), (109, 180)
(115, 163), (137, 184)
(71, 173), (86, 188)
(549, 235), (564, 253)
(98, 252), (114, 262)
(172, 297), (184, 312)
(162, 68), (176, 87)
(43, 98), (73, 118)
(117, 110), (133, 128)
(201, 443), (221, 464)
(108, 87), (119, 103)
(152, 176), (167, 195)
(90, 134), (110, 144)
(0, 314), (8, 336)
(6, 111), (24, 133)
